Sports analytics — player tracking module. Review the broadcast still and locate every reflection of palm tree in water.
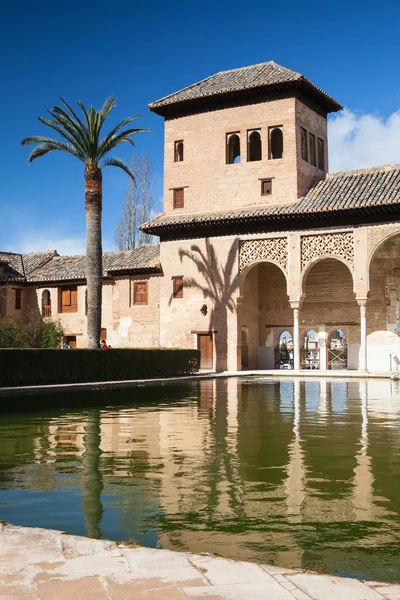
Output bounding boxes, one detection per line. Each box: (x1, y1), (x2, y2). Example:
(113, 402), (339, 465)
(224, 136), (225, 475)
(178, 238), (239, 370)
(81, 411), (103, 538)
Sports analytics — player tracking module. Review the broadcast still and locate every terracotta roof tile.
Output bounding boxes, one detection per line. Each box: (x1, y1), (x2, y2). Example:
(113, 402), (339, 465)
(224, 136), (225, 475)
(149, 61), (342, 115)
(141, 165), (400, 236)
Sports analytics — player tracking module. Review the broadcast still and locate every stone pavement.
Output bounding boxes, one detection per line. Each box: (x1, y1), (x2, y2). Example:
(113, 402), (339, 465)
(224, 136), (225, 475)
(1, 524), (400, 599)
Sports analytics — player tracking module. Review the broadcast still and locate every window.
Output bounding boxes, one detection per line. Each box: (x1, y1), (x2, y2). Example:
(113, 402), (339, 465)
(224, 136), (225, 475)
(309, 133), (316, 167)
(261, 179), (272, 196)
(100, 328), (107, 340)
(174, 140), (184, 162)
(173, 276), (184, 298)
(269, 127), (283, 159)
(226, 133), (240, 164)
(301, 127), (308, 161)
(133, 281), (148, 305)
(15, 288), (22, 310)
(59, 286), (78, 313)
(173, 188), (184, 209)
(247, 130), (261, 162)
(317, 138), (325, 170)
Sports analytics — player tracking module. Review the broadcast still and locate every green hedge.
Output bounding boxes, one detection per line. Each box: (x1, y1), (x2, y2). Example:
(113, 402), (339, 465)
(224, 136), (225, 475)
(0, 348), (200, 388)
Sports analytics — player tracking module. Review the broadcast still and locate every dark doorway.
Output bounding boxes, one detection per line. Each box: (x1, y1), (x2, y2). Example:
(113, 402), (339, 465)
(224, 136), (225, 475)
(198, 334), (213, 369)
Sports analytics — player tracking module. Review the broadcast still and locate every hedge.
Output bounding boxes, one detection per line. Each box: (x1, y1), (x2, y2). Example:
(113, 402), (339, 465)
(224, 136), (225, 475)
(0, 348), (200, 388)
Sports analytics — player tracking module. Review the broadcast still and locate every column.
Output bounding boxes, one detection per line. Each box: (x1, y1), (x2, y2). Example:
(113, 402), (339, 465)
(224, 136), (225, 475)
(291, 302), (300, 370)
(357, 299), (368, 372)
(319, 326), (327, 370)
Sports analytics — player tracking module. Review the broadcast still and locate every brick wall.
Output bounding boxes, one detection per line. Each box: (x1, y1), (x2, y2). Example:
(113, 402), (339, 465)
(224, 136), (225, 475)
(164, 97), (327, 217)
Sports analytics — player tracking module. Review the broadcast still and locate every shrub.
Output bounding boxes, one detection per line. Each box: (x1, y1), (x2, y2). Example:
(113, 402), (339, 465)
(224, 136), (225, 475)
(0, 314), (64, 349)
(0, 348), (200, 387)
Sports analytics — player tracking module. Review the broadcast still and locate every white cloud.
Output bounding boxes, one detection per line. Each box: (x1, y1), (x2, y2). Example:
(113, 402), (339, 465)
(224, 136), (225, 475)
(328, 108), (400, 173)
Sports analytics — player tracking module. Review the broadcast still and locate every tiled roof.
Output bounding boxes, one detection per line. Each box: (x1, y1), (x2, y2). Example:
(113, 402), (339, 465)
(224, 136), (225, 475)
(149, 61), (342, 115)
(0, 252), (25, 281)
(0, 245), (161, 284)
(141, 165), (400, 236)
(26, 244), (161, 283)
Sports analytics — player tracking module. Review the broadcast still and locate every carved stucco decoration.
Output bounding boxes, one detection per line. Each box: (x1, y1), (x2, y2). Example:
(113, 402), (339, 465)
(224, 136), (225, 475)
(367, 225), (400, 264)
(239, 238), (288, 273)
(301, 232), (354, 271)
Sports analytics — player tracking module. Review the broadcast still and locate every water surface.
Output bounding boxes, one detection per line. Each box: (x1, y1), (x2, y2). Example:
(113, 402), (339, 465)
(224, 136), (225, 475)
(1, 377), (400, 582)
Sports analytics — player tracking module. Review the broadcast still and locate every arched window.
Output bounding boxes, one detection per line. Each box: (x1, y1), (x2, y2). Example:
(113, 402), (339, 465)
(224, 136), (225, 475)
(328, 329), (347, 370)
(174, 140), (184, 162)
(275, 330), (293, 369)
(226, 133), (240, 164)
(302, 329), (319, 369)
(269, 127), (283, 159)
(42, 289), (51, 317)
(247, 130), (261, 162)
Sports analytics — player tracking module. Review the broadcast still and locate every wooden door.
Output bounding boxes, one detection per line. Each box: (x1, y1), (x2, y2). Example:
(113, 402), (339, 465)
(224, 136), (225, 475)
(198, 334), (213, 370)
(65, 336), (77, 349)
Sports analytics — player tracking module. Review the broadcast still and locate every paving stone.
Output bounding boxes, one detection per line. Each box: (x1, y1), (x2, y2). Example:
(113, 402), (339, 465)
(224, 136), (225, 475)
(37, 576), (109, 600)
(122, 547), (207, 586)
(290, 590), (314, 600)
(290, 574), (385, 599)
(0, 584), (37, 600)
(183, 581), (295, 599)
(261, 565), (303, 576)
(104, 576), (183, 599)
(374, 587), (400, 599)
(188, 555), (274, 585)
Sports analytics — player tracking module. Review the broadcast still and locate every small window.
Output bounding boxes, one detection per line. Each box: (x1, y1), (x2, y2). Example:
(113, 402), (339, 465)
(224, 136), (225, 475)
(301, 127), (308, 161)
(133, 281), (148, 305)
(173, 188), (184, 209)
(317, 138), (325, 170)
(174, 140), (184, 162)
(269, 127), (283, 159)
(15, 288), (22, 310)
(247, 130), (261, 162)
(100, 328), (107, 340)
(173, 276), (184, 299)
(59, 285), (78, 313)
(309, 133), (316, 167)
(261, 179), (272, 196)
(226, 133), (240, 164)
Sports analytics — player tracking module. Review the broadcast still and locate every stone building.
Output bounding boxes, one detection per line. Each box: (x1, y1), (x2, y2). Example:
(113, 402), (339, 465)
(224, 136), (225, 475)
(2, 60), (400, 372)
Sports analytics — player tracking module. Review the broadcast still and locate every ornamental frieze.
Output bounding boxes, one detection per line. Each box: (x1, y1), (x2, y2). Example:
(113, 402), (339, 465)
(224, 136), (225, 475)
(367, 225), (400, 263)
(301, 232), (354, 270)
(239, 238), (288, 273)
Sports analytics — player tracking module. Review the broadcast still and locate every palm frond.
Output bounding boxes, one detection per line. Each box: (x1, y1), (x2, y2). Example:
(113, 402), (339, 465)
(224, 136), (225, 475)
(26, 141), (82, 163)
(97, 115), (143, 158)
(98, 97), (116, 129)
(97, 128), (148, 159)
(47, 107), (89, 155)
(100, 156), (135, 181)
(55, 98), (90, 148)
(38, 117), (87, 160)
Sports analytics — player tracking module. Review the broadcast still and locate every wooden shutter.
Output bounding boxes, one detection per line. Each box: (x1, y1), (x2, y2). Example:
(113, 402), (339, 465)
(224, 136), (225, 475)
(62, 288), (71, 306)
(100, 328), (107, 340)
(173, 188), (184, 209)
(317, 138), (324, 170)
(173, 277), (183, 298)
(134, 281), (148, 305)
(71, 288), (78, 310)
(15, 289), (22, 310)
(301, 128), (308, 161)
(60, 286), (78, 312)
(309, 133), (316, 166)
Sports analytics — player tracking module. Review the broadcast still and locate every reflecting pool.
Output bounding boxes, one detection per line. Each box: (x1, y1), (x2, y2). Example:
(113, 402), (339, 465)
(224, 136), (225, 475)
(1, 377), (400, 582)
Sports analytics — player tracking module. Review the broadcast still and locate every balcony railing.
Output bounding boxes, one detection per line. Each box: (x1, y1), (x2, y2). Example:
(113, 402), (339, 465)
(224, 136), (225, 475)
(42, 305), (51, 317)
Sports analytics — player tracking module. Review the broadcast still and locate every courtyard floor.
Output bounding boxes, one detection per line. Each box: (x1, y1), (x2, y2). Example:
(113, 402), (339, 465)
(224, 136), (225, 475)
(1, 523), (400, 600)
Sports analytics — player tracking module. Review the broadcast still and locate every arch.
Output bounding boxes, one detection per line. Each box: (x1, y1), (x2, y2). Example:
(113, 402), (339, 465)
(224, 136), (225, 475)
(327, 328), (347, 370)
(302, 329), (319, 369)
(275, 330), (293, 369)
(239, 258), (288, 296)
(270, 127), (283, 159)
(368, 229), (400, 275)
(227, 133), (240, 164)
(175, 140), (184, 162)
(248, 130), (261, 161)
(41, 289), (51, 317)
(300, 255), (355, 295)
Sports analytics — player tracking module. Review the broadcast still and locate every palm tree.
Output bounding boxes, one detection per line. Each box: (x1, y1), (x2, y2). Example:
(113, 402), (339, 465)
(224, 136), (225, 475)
(21, 98), (147, 347)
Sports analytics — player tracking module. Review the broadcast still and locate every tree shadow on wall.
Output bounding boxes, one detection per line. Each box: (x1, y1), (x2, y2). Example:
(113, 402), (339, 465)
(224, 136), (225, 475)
(175, 238), (240, 371)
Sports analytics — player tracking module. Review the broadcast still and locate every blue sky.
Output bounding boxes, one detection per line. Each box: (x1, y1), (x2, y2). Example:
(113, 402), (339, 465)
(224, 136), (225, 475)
(1, 0), (400, 255)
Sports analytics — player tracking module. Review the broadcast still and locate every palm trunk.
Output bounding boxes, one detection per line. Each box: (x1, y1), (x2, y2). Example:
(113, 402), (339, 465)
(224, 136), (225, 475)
(85, 163), (102, 349)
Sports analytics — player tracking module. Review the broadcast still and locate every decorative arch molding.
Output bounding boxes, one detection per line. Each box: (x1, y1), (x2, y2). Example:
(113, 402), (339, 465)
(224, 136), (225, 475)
(301, 231), (354, 272)
(367, 224), (400, 267)
(300, 254), (356, 294)
(239, 237), (288, 273)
